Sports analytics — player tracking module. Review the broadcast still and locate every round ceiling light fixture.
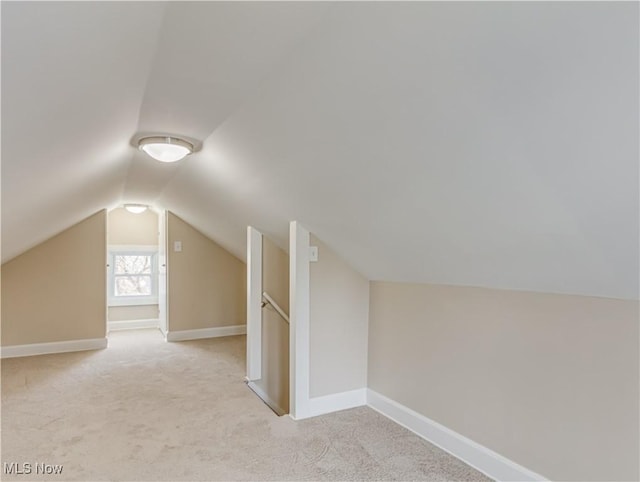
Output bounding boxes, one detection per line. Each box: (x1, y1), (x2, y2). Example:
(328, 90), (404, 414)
(124, 204), (148, 214)
(138, 136), (193, 163)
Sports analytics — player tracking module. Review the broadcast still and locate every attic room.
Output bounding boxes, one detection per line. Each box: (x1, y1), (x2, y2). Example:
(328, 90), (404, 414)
(1, 2), (638, 482)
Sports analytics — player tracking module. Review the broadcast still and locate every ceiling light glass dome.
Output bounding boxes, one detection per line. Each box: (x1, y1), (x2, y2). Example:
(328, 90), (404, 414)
(124, 204), (148, 214)
(138, 136), (193, 162)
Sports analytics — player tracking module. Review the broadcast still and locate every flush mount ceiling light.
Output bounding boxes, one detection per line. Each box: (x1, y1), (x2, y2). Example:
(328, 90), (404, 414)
(138, 136), (193, 163)
(124, 204), (148, 214)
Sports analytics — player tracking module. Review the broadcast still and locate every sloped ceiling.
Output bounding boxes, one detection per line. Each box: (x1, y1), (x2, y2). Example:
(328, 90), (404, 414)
(2, 2), (638, 300)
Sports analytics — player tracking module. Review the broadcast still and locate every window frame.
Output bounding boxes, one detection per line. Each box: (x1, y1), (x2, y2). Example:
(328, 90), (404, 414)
(107, 245), (159, 307)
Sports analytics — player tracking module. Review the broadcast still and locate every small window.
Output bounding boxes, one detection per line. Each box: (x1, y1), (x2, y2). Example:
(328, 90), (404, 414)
(108, 247), (158, 306)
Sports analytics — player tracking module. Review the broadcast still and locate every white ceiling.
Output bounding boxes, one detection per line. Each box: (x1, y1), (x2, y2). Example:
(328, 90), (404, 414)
(2, 2), (638, 300)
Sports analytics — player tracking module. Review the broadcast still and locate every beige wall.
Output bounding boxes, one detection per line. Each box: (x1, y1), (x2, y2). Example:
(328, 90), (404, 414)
(1, 211), (107, 345)
(368, 281), (639, 481)
(107, 207), (159, 321)
(257, 235), (289, 413)
(108, 305), (159, 322)
(309, 235), (369, 397)
(167, 212), (246, 332)
(107, 207), (158, 246)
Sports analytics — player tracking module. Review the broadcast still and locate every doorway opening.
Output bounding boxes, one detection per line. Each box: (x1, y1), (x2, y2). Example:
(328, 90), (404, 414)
(106, 207), (167, 338)
(246, 227), (290, 417)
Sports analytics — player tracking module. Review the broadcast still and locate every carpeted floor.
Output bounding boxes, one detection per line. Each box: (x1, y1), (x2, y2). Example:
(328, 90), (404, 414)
(1, 329), (490, 481)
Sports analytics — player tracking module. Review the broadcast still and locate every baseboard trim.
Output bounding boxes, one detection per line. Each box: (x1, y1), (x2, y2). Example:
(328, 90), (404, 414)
(246, 380), (287, 416)
(1, 338), (108, 359)
(166, 324), (246, 342)
(108, 319), (159, 332)
(290, 388), (367, 420)
(307, 388), (367, 418)
(367, 389), (547, 482)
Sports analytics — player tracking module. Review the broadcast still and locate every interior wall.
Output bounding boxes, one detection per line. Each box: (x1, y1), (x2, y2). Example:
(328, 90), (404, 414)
(256, 235), (290, 413)
(1, 211), (107, 346)
(167, 212), (246, 332)
(107, 207), (158, 246)
(107, 207), (159, 322)
(309, 234), (368, 397)
(108, 305), (158, 322)
(368, 281), (640, 482)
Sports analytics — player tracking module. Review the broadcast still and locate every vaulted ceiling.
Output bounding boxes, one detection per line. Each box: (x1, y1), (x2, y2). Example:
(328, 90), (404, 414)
(2, 2), (638, 299)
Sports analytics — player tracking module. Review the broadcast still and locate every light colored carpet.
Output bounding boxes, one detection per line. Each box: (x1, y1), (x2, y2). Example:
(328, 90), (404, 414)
(2, 329), (491, 481)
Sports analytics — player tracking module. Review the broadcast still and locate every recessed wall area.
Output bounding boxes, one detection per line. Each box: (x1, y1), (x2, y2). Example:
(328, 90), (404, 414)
(107, 207), (159, 328)
(108, 207), (159, 246)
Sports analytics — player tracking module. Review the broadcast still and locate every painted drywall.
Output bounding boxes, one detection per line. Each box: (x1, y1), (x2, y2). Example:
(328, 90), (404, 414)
(256, 235), (289, 413)
(309, 235), (368, 398)
(368, 281), (640, 481)
(108, 305), (158, 322)
(107, 207), (159, 246)
(167, 212), (246, 332)
(5, 3), (637, 300)
(107, 207), (159, 322)
(156, 2), (638, 301)
(1, 211), (107, 346)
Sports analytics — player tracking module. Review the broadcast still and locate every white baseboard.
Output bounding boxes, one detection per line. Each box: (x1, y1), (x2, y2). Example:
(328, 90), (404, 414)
(1, 338), (108, 359)
(308, 388), (367, 418)
(166, 324), (246, 342)
(290, 388), (367, 420)
(108, 319), (159, 332)
(367, 389), (546, 482)
(246, 380), (287, 416)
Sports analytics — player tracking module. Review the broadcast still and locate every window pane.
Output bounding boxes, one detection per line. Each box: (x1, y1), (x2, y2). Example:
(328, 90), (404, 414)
(114, 255), (152, 275)
(115, 275), (152, 296)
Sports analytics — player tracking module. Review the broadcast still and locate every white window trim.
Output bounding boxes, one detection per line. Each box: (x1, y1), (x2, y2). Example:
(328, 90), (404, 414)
(108, 245), (159, 307)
